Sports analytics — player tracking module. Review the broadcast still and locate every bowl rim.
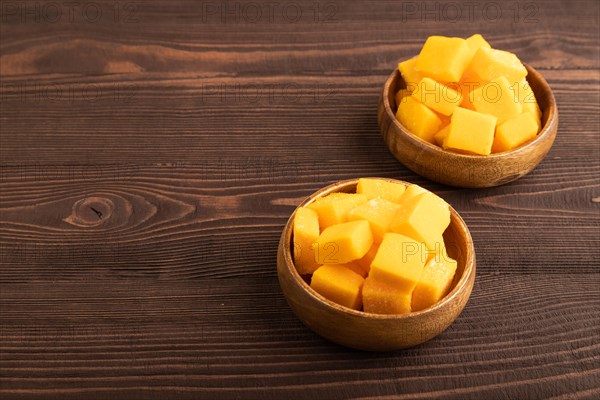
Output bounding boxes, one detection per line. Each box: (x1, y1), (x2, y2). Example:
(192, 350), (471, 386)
(382, 61), (558, 159)
(281, 177), (476, 320)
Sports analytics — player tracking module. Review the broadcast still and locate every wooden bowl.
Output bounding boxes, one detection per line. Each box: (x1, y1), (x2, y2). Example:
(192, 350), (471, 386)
(277, 178), (476, 351)
(377, 64), (558, 188)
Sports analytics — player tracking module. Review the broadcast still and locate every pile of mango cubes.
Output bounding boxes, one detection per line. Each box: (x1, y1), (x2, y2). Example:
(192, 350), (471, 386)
(293, 178), (457, 314)
(396, 34), (542, 155)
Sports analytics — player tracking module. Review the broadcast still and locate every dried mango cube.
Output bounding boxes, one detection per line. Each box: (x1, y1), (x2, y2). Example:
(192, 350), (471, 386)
(492, 112), (539, 153)
(313, 220), (373, 265)
(470, 76), (522, 125)
(415, 36), (472, 83)
(399, 184), (428, 204)
(396, 96), (443, 144)
(434, 125), (450, 147)
(356, 178), (406, 203)
(465, 34), (491, 59)
(398, 57), (422, 92)
(390, 192), (450, 251)
(412, 77), (463, 116)
(362, 277), (412, 315)
(515, 78), (542, 130)
(411, 257), (458, 312)
(426, 235), (448, 263)
(369, 233), (427, 292)
(465, 47), (527, 83)
(348, 198), (401, 243)
(307, 193), (367, 230)
(355, 243), (379, 274)
(443, 107), (497, 155)
(343, 261), (369, 278)
(323, 262), (368, 278)
(310, 264), (364, 310)
(293, 207), (320, 275)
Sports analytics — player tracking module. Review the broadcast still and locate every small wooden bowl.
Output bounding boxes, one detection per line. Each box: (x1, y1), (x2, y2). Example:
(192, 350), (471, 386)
(277, 178), (476, 351)
(378, 64), (558, 188)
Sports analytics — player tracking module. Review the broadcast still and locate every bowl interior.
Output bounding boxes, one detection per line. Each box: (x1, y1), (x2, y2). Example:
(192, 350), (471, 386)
(386, 62), (556, 154)
(285, 178), (473, 317)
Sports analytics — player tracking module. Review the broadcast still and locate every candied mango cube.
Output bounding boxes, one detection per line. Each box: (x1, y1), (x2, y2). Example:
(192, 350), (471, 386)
(356, 178), (406, 203)
(310, 264), (364, 310)
(434, 125), (450, 147)
(465, 34), (491, 58)
(470, 76), (522, 125)
(492, 112), (539, 153)
(348, 198), (401, 243)
(443, 107), (497, 155)
(515, 78), (542, 130)
(396, 96), (443, 144)
(293, 207), (321, 275)
(313, 220), (373, 265)
(390, 192), (450, 251)
(412, 77), (463, 116)
(369, 233), (427, 292)
(398, 57), (422, 92)
(411, 257), (457, 312)
(355, 243), (379, 274)
(466, 47), (527, 83)
(399, 184), (428, 204)
(415, 36), (472, 83)
(344, 261), (369, 278)
(362, 277), (412, 315)
(324, 262), (368, 278)
(307, 193), (367, 230)
(426, 235), (448, 263)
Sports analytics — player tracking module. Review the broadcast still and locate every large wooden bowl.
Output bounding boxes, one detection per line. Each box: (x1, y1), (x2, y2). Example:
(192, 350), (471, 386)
(378, 64), (558, 188)
(277, 178), (476, 351)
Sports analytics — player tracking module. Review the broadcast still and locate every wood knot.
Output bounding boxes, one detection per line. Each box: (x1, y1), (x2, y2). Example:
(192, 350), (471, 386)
(63, 196), (115, 227)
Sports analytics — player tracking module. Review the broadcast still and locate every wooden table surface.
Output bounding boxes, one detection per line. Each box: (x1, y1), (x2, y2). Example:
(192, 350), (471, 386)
(1, 0), (599, 398)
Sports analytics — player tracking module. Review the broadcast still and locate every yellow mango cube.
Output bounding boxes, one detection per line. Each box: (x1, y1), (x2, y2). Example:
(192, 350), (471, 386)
(398, 184), (428, 204)
(470, 76), (522, 125)
(390, 192), (450, 251)
(398, 57), (422, 92)
(415, 36), (472, 83)
(426, 235), (448, 263)
(434, 125), (450, 147)
(411, 257), (457, 312)
(356, 178), (406, 203)
(369, 233), (427, 292)
(356, 243), (379, 274)
(313, 220), (373, 264)
(492, 112), (539, 153)
(307, 193), (367, 230)
(465, 47), (527, 83)
(310, 264), (364, 310)
(396, 96), (443, 144)
(516, 78), (542, 130)
(348, 198), (401, 243)
(362, 277), (412, 315)
(412, 77), (463, 116)
(443, 107), (497, 155)
(292, 207), (321, 275)
(465, 34), (491, 59)
(339, 261), (368, 278)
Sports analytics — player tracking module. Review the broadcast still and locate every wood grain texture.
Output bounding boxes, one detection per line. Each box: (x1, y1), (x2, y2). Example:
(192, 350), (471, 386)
(1, 0), (599, 398)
